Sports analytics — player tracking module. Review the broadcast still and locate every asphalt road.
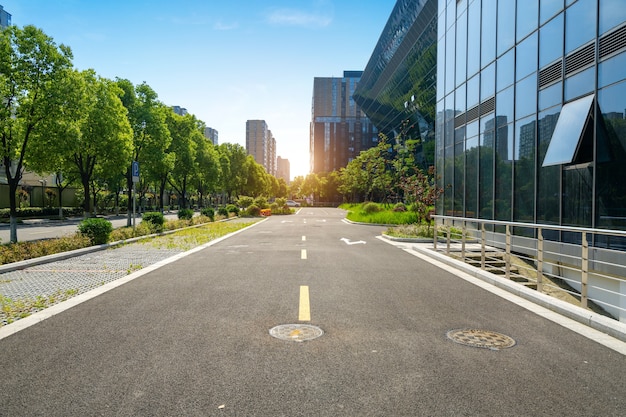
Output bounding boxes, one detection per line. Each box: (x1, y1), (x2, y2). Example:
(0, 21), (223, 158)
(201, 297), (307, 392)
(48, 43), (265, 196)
(0, 208), (624, 416)
(0, 213), (179, 243)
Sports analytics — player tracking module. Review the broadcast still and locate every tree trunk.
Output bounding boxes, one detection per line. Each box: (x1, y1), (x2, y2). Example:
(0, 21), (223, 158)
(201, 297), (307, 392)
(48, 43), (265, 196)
(159, 178), (167, 212)
(126, 171), (133, 227)
(8, 179), (19, 243)
(82, 174), (91, 218)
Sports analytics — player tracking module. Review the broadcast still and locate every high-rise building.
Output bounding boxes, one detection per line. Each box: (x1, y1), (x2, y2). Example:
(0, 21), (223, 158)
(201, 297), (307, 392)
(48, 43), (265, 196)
(276, 156), (290, 183)
(246, 120), (276, 175)
(310, 71), (378, 174)
(171, 106), (187, 116)
(354, 0), (437, 170)
(0, 4), (11, 28)
(204, 127), (218, 145)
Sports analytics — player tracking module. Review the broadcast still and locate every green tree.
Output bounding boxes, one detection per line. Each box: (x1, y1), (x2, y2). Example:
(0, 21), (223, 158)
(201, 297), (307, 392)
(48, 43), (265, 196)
(218, 143), (249, 199)
(166, 111), (199, 209)
(0, 25), (73, 242)
(116, 80), (171, 225)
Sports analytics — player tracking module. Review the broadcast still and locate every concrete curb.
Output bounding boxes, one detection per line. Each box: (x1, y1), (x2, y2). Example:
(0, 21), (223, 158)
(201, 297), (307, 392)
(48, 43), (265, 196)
(410, 243), (626, 343)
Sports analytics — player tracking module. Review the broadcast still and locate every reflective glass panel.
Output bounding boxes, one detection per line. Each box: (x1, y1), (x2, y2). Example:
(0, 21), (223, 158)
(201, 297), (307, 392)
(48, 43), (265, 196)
(517, 0), (539, 41)
(564, 66), (595, 101)
(600, 0), (626, 35)
(456, 10), (468, 87)
(565, 0), (597, 54)
(537, 106), (562, 224)
(541, 0), (564, 24)
(497, 85), (514, 126)
(514, 115), (536, 221)
(599, 50), (626, 89)
(445, 28), (456, 94)
(497, 0), (516, 56)
(495, 122), (513, 220)
(516, 32), (538, 81)
(481, 62), (496, 100)
(481, 0), (497, 66)
(454, 141), (465, 214)
(467, 0), (481, 77)
(466, 136), (479, 217)
(467, 74), (480, 108)
(479, 116), (495, 219)
(539, 81), (563, 111)
(597, 81), (626, 230)
(539, 13), (564, 68)
(515, 74), (538, 120)
(542, 94), (594, 166)
(456, 83), (466, 113)
(497, 49), (515, 92)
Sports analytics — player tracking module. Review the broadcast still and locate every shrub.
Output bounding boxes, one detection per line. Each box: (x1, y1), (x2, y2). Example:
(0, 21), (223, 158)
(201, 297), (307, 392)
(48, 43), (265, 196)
(274, 198), (287, 208)
(201, 207), (215, 221)
(78, 218), (113, 245)
(178, 208), (194, 220)
(142, 211), (165, 232)
(237, 196), (254, 209)
(245, 204), (261, 217)
(362, 202), (382, 214)
(226, 204), (239, 215)
(217, 206), (229, 216)
(253, 196), (269, 209)
(393, 202), (407, 212)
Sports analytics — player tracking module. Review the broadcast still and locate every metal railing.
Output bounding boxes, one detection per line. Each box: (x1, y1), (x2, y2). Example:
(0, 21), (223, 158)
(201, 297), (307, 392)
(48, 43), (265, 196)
(431, 215), (626, 322)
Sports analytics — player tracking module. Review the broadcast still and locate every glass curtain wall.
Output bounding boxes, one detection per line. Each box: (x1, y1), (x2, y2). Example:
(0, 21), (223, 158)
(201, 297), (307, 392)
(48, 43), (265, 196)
(436, 0), (626, 245)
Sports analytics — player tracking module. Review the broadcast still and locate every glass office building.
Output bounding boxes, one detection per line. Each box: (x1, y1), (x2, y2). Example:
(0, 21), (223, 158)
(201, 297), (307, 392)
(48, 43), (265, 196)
(310, 71), (378, 173)
(437, 0), (626, 242)
(354, 0), (437, 168)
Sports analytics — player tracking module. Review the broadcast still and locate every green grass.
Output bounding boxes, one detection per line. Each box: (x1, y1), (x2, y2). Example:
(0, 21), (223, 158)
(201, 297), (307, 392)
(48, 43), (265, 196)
(340, 203), (420, 225)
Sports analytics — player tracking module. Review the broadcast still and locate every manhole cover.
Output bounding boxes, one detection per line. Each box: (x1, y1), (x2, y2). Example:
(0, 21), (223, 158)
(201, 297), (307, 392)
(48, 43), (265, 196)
(446, 329), (516, 351)
(269, 324), (323, 342)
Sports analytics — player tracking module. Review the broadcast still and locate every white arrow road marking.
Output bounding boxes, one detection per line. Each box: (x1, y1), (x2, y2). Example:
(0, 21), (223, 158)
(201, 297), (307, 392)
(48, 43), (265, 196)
(340, 238), (366, 245)
(281, 220), (293, 223)
(316, 219), (326, 222)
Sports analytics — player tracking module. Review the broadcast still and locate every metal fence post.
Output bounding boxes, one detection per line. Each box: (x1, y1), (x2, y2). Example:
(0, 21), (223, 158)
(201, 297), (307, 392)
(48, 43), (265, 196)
(433, 219), (438, 250)
(461, 221), (466, 260)
(446, 219), (451, 256)
(581, 232), (589, 309)
(505, 225), (511, 280)
(481, 222), (486, 269)
(537, 227), (543, 293)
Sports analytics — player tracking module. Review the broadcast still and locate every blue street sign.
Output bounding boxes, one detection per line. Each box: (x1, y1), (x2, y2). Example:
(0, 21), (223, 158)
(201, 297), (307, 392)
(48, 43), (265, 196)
(132, 161), (140, 183)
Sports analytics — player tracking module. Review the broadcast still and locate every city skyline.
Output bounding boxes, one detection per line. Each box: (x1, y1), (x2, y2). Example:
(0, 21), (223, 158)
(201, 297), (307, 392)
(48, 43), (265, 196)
(1, 0), (395, 179)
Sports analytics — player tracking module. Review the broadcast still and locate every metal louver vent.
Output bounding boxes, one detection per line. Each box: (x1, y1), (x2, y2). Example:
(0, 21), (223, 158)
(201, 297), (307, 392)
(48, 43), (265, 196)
(565, 43), (595, 75)
(454, 113), (465, 129)
(599, 24), (626, 59)
(466, 104), (480, 123)
(480, 97), (495, 116)
(539, 60), (562, 88)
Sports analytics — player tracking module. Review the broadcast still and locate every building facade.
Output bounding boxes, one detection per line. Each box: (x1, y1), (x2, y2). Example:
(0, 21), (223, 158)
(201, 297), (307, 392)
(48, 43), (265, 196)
(276, 156), (290, 183)
(354, 0), (437, 169)
(204, 127), (218, 145)
(246, 120), (276, 175)
(310, 71), (378, 174)
(0, 4), (10, 28)
(436, 0), (626, 244)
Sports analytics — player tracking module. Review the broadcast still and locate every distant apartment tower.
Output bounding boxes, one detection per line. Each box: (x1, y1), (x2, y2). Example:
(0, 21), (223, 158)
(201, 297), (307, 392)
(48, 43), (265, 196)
(276, 156), (290, 183)
(204, 127), (218, 145)
(310, 71), (377, 174)
(246, 120), (276, 175)
(172, 106), (187, 116)
(0, 5), (11, 28)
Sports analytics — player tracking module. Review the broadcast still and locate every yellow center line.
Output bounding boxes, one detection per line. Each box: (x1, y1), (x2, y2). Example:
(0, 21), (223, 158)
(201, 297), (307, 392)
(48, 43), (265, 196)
(301, 249), (307, 259)
(299, 285), (311, 321)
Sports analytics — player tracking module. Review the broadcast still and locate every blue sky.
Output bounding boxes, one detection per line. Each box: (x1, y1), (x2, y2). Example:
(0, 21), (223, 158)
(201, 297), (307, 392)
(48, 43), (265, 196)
(2, 0), (395, 179)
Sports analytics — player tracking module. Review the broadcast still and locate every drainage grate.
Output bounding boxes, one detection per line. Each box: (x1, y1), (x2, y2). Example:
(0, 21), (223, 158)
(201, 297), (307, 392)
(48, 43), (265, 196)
(269, 324), (324, 342)
(446, 329), (516, 351)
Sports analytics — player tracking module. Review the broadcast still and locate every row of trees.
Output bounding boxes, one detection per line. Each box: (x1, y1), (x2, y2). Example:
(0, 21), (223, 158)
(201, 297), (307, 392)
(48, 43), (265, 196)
(0, 25), (294, 243)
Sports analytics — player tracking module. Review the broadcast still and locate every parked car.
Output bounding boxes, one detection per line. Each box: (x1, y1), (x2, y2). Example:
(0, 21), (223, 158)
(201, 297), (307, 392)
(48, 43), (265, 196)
(286, 200), (300, 207)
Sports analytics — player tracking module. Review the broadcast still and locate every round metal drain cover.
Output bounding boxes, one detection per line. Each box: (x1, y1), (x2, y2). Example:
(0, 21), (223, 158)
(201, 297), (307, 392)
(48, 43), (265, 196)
(446, 329), (516, 351)
(269, 324), (323, 342)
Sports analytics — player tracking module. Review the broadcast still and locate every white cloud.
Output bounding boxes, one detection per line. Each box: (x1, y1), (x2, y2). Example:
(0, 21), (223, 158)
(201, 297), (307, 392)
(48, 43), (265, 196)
(266, 8), (332, 28)
(213, 20), (239, 31)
